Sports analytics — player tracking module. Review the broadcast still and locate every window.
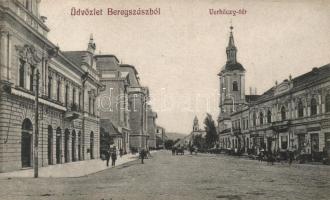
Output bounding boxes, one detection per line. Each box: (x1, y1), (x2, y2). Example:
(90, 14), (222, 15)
(281, 106), (286, 121)
(311, 98), (317, 116)
(78, 91), (81, 110)
(233, 81), (238, 91)
(48, 76), (52, 98)
(29, 66), (34, 92)
(65, 85), (68, 107)
(88, 97), (91, 114)
(298, 100), (304, 117)
(259, 112), (264, 125)
(281, 136), (288, 149)
(19, 60), (25, 87)
(267, 110), (272, 123)
(253, 112), (256, 126)
(56, 80), (61, 101)
(72, 88), (76, 105)
(92, 98), (95, 115)
(326, 94), (330, 113)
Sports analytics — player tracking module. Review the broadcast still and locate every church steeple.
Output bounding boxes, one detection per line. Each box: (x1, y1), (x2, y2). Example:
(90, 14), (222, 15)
(226, 26), (237, 64)
(87, 34), (96, 54)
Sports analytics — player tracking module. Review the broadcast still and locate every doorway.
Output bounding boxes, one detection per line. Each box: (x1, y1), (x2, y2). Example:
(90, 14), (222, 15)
(21, 119), (33, 168)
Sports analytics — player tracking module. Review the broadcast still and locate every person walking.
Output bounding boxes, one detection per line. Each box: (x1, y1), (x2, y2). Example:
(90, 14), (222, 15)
(106, 150), (111, 167)
(111, 150), (117, 167)
(140, 149), (146, 164)
(119, 148), (123, 158)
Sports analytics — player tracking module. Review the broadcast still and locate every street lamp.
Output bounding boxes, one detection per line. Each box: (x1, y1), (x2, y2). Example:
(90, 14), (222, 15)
(34, 69), (40, 178)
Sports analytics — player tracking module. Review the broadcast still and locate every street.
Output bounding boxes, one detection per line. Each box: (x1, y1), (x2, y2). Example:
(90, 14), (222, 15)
(0, 151), (329, 200)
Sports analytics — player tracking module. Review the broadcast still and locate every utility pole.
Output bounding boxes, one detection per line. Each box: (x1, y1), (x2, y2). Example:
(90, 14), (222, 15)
(34, 69), (40, 178)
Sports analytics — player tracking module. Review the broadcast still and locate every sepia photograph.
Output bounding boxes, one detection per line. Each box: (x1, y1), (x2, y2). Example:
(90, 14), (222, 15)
(0, 0), (329, 199)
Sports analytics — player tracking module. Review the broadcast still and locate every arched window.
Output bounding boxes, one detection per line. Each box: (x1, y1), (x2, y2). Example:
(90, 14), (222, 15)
(259, 112), (264, 125)
(326, 94), (330, 113)
(281, 106), (286, 121)
(311, 98), (317, 116)
(267, 110), (272, 123)
(253, 112), (256, 126)
(298, 100), (304, 117)
(232, 81), (238, 91)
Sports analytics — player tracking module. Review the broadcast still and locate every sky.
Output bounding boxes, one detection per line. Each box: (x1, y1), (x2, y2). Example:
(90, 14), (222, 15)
(40, 0), (330, 134)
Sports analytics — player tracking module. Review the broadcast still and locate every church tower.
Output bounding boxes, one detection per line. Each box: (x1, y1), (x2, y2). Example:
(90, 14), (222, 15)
(193, 116), (199, 132)
(218, 26), (246, 132)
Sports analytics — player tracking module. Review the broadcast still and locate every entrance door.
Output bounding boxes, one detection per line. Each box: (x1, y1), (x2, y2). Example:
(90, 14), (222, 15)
(21, 119), (33, 168)
(64, 129), (70, 163)
(56, 128), (61, 164)
(90, 132), (94, 159)
(267, 137), (272, 153)
(311, 133), (319, 160)
(78, 132), (81, 161)
(48, 126), (53, 165)
(298, 134), (306, 152)
(21, 132), (32, 168)
(325, 133), (330, 159)
(72, 131), (76, 162)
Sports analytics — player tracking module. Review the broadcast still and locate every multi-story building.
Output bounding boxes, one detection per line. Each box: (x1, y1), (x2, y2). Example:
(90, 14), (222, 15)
(96, 55), (130, 154)
(155, 126), (166, 149)
(0, 0), (101, 172)
(218, 26), (330, 161)
(147, 105), (157, 149)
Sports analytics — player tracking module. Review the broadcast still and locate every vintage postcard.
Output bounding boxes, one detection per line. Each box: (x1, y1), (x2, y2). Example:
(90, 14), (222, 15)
(0, 0), (329, 199)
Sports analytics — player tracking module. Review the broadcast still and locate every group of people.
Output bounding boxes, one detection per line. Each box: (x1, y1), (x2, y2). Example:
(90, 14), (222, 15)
(105, 148), (124, 167)
(257, 149), (295, 165)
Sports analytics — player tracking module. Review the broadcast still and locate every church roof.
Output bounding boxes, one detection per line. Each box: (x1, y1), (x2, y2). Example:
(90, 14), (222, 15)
(223, 62), (245, 72)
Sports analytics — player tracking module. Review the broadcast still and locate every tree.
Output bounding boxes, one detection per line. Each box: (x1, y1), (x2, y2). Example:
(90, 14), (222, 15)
(164, 139), (175, 149)
(204, 113), (218, 148)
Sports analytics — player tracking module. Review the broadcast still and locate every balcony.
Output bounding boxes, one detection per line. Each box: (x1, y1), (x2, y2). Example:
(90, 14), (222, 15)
(64, 103), (81, 120)
(271, 120), (291, 132)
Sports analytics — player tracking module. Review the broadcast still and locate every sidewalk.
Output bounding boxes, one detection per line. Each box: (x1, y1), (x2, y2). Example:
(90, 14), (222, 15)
(0, 153), (138, 178)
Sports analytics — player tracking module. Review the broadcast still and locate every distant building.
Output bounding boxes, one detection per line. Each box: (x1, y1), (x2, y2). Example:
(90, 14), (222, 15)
(175, 116), (206, 147)
(218, 26), (330, 160)
(147, 105), (158, 149)
(155, 126), (166, 149)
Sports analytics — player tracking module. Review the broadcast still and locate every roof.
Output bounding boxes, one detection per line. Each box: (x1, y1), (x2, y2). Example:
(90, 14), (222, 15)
(248, 63), (330, 103)
(94, 54), (119, 63)
(62, 51), (88, 66)
(100, 119), (121, 135)
(245, 95), (261, 103)
(222, 62), (245, 72)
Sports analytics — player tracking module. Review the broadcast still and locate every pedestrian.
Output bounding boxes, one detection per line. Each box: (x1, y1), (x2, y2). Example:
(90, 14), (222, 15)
(106, 150), (110, 167)
(172, 147), (176, 156)
(288, 150), (294, 165)
(119, 148), (123, 158)
(111, 150), (117, 167)
(140, 149), (146, 164)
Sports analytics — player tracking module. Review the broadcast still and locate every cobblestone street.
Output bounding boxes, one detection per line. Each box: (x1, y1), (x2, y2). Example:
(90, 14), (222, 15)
(0, 151), (329, 200)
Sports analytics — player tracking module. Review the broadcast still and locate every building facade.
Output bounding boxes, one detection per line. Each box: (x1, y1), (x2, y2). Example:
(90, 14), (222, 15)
(218, 26), (330, 161)
(147, 105), (157, 149)
(96, 55), (130, 154)
(0, 0), (101, 172)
